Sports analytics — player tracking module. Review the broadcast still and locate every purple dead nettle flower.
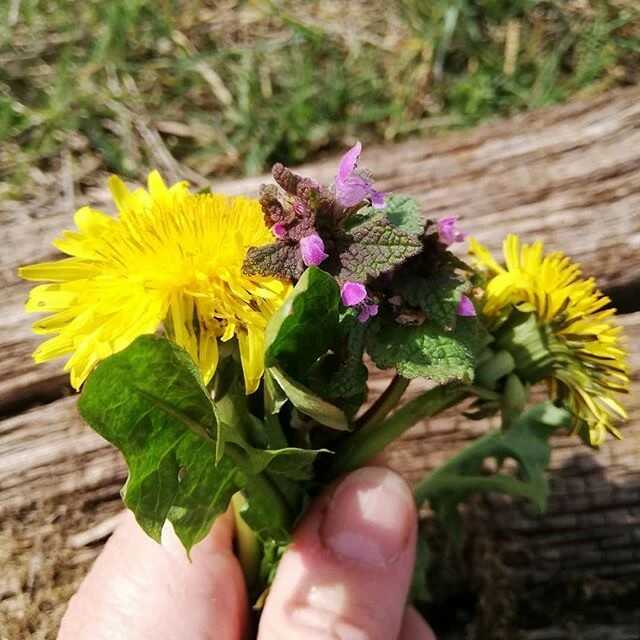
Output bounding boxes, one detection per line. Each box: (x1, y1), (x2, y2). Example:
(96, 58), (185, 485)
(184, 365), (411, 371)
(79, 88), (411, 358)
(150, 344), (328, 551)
(335, 141), (385, 209)
(457, 295), (476, 317)
(357, 302), (379, 323)
(341, 281), (367, 306)
(437, 216), (466, 246)
(272, 223), (287, 239)
(340, 281), (379, 323)
(300, 233), (328, 267)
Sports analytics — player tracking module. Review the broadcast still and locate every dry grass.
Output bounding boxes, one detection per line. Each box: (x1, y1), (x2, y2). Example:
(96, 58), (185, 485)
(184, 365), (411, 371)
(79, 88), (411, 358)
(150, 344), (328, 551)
(1, 0), (639, 201)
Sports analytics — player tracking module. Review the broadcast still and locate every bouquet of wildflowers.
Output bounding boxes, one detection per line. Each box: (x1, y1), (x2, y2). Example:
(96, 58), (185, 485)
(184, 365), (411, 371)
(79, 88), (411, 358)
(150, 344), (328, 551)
(20, 143), (629, 609)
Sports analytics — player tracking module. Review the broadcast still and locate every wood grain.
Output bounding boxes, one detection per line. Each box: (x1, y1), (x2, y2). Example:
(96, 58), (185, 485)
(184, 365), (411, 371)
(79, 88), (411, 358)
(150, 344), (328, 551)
(2, 87), (640, 638)
(3, 87), (640, 415)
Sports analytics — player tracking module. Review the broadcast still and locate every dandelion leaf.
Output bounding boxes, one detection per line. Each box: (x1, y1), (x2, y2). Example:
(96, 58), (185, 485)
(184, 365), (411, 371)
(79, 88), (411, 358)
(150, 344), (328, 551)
(78, 335), (237, 552)
(416, 403), (571, 537)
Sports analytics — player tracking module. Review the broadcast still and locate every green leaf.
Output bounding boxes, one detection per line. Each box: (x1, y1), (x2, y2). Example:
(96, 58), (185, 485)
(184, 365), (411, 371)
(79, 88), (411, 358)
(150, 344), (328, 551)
(409, 526), (432, 603)
(415, 402), (571, 535)
(397, 272), (470, 329)
(337, 216), (422, 282)
(367, 315), (486, 383)
(237, 475), (291, 544)
(265, 267), (341, 381)
(212, 359), (326, 479)
(381, 194), (425, 235)
(264, 369), (288, 416)
(257, 539), (288, 598)
(270, 366), (349, 430)
(308, 314), (369, 417)
(78, 335), (237, 551)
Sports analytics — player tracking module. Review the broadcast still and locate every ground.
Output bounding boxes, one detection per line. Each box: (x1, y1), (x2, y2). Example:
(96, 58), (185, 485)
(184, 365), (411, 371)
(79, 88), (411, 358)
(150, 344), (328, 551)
(2, 0), (639, 199)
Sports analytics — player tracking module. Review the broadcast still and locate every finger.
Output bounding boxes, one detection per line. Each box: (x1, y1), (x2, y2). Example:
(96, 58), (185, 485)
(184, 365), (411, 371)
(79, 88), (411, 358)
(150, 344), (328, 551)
(58, 510), (247, 640)
(398, 606), (436, 640)
(259, 466), (417, 640)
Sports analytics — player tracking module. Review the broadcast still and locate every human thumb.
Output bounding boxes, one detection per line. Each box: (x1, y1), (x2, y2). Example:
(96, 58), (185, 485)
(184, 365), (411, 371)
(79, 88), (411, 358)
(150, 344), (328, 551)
(258, 466), (419, 640)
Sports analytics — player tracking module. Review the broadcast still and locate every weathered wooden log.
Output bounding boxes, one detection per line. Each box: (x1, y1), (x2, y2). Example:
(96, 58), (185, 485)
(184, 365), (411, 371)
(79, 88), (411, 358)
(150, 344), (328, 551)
(3, 88), (640, 413)
(2, 87), (640, 638)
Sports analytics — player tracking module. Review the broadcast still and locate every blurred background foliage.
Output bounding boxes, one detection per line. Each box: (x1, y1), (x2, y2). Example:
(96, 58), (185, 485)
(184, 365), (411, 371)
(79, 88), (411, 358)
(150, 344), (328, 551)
(1, 0), (639, 198)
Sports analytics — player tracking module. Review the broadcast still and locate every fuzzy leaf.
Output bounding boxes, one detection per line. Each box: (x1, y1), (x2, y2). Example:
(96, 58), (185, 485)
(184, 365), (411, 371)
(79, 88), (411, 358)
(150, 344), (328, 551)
(382, 194), (425, 235)
(265, 267), (341, 381)
(398, 273), (470, 329)
(367, 316), (486, 383)
(78, 335), (237, 551)
(243, 242), (303, 281)
(337, 216), (422, 282)
(415, 403), (571, 536)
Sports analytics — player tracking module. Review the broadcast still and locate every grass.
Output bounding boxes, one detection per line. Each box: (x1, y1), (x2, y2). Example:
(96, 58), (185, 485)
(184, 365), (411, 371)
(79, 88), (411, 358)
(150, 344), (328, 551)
(1, 0), (639, 198)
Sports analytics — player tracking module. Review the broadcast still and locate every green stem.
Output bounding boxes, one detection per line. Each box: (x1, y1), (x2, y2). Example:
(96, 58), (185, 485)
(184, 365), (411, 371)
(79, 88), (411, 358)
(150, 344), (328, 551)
(231, 492), (261, 589)
(328, 383), (469, 478)
(355, 375), (410, 430)
(225, 443), (292, 527)
(415, 472), (536, 507)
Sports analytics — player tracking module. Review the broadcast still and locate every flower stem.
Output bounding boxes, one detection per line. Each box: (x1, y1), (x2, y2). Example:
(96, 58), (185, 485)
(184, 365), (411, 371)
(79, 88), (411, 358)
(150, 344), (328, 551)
(231, 492), (261, 589)
(328, 383), (469, 478)
(226, 443), (292, 528)
(355, 375), (410, 430)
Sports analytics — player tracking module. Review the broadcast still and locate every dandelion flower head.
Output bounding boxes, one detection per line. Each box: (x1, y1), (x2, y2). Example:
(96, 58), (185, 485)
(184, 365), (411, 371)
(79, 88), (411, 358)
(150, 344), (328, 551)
(470, 234), (629, 445)
(19, 171), (290, 393)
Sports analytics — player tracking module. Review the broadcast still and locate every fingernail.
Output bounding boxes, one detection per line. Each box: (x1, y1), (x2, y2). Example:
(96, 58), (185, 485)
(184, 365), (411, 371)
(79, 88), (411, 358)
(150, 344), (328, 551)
(320, 467), (414, 567)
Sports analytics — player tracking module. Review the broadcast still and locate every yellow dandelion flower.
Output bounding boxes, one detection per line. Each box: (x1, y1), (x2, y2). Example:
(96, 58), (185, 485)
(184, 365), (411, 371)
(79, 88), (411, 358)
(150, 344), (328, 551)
(19, 171), (289, 393)
(469, 234), (629, 446)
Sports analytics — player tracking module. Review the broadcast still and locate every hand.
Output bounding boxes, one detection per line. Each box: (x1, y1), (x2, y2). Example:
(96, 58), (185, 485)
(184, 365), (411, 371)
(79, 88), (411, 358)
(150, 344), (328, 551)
(59, 466), (435, 639)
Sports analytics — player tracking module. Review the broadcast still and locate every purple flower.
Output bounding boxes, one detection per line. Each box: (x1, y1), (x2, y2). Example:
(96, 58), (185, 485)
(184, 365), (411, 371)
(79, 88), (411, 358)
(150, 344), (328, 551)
(457, 295), (476, 317)
(300, 233), (328, 267)
(357, 302), (379, 323)
(335, 141), (385, 209)
(340, 281), (367, 306)
(272, 223), (287, 239)
(341, 281), (379, 323)
(437, 216), (466, 246)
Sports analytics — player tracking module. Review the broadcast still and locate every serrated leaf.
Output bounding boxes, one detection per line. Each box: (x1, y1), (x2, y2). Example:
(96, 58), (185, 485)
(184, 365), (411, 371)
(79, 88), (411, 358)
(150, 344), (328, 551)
(382, 194), (425, 235)
(78, 335), (237, 551)
(398, 273), (470, 329)
(265, 267), (341, 381)
(337, 216), (422, 282)
(243, 242), (303, 281)
(270, 366), (349, 430)
(415, 402), (571, 536)
(367, 315), (486, 383)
